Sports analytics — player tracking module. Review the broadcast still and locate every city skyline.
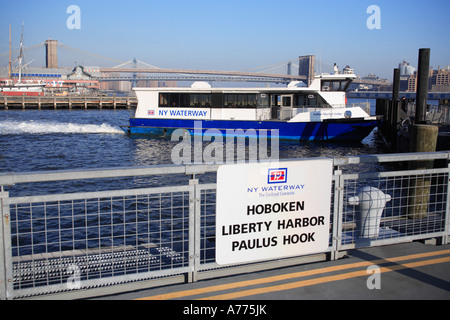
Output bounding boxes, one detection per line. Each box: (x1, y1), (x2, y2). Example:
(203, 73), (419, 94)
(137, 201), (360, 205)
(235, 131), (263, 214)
(1, 0), (450, 81)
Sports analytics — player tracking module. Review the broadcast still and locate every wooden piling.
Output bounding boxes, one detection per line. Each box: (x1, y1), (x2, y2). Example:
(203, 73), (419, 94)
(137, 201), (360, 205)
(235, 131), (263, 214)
(392, 68), (400, 102)
(407, 124), (438, 219)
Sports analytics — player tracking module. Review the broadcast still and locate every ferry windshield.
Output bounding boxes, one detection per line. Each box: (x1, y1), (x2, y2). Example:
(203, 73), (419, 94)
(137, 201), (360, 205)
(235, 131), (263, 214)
(321, 79), (351, 92)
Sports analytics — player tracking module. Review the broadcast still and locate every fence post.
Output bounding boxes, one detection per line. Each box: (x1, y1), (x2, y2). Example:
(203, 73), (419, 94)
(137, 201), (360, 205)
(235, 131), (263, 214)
(188, 175), (200, 283)
(0, 189), (10, 300)
(444, 162), (450, 245)
(331, 169), (344, 260)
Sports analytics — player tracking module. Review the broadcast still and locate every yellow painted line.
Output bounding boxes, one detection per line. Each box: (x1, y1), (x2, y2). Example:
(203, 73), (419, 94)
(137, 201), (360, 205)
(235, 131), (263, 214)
(136, 248), (450, 300)
(200, 256), (450, 300)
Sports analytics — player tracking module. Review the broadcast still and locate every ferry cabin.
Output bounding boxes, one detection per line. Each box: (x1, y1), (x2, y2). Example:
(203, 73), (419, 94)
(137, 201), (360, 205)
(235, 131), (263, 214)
(133, 75), (362, 122)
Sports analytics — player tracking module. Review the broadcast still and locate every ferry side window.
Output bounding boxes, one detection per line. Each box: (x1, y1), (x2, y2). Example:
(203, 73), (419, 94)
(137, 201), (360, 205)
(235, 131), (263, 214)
(180, 93), (190, 107)
(248, 94), (257, 108)
(225, 94), (236, 108)
(307, 94), (316, 106)
(321, 81), (331, 91)
(293, 95), (299, 107)
(296, 94), (309, 106)
(257, 94), (268, 108)
(190, 94), (199, 107)
(332, 81), (342, 91)
(282, 96), (291, 107)
(212, 93), (223, 108)
(224, 94), (229, 107)
(238, 94), (247, 107)
(159, 93), (169, 107)
(169, 93), (180, 107)
(199, 94), (211, 107)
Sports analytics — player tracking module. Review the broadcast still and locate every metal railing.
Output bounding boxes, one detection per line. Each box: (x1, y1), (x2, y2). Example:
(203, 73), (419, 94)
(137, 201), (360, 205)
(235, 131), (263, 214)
(428, 104), (450, 125)
(0, 94), (136, 110)
(405, 102), (450, 125)
(1, 152), (449, 299)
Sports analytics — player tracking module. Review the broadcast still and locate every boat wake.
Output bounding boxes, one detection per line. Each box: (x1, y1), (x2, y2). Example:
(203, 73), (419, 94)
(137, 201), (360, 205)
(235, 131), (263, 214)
(0, 120), (124, 135)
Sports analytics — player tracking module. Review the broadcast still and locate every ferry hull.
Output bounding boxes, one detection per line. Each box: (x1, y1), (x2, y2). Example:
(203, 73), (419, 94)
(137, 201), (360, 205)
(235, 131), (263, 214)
(125, 118), (378, 142)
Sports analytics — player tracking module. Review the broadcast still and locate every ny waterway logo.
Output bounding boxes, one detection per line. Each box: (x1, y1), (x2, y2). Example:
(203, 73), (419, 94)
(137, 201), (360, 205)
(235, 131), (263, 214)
(268, 168), (287, 184)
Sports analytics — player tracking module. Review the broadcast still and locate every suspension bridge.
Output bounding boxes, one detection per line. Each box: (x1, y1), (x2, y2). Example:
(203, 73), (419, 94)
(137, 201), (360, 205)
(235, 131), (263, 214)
(1, 40), (341, 84)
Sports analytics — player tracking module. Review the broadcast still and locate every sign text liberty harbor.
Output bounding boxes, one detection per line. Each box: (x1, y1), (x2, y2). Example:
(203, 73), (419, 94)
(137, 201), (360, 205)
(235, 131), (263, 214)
(215, 160), (333, 265)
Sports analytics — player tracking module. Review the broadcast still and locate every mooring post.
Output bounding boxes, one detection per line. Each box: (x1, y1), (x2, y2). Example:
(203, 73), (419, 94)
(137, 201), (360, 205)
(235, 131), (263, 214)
(415, 48), (430, 125)
(392, 68), (400, 102)
(390, 68), (401, 150)
(377, 99), (388, 138)
(407, 48), (438, 219)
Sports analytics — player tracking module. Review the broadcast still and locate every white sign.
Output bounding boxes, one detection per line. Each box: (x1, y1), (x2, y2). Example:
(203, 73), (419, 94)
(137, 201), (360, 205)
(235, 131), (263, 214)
(216, 159), (333, 265)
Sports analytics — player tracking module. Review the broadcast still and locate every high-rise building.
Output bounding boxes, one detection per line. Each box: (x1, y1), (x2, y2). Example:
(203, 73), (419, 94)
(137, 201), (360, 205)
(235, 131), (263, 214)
(406, 66), (450, 92)
(399, 60), (415, 76)
(407, 73), (417, 92)
(431, 66), (450, 92)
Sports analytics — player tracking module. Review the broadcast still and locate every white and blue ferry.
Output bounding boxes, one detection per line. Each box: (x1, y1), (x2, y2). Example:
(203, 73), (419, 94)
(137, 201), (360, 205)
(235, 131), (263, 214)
(122, 73), (379, 142)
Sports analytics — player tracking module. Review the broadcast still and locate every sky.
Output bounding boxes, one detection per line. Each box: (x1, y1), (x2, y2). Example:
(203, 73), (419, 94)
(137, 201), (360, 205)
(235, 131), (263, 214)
(1, 0), (449, 80)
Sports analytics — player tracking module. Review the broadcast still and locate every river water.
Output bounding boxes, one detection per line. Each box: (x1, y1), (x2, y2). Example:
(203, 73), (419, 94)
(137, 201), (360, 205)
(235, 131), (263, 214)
(0, 99), (387, 195)
(0, 100), (391, 258)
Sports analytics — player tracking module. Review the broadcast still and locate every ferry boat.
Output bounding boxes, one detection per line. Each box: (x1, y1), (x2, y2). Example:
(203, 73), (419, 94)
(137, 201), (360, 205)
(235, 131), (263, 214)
(122, 74), (379, 142)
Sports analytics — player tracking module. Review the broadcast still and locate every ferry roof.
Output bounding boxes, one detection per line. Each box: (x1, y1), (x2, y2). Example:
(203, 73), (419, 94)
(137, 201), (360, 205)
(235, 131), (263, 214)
(133, 73), (356, 93)
(133, 86), (315, 93)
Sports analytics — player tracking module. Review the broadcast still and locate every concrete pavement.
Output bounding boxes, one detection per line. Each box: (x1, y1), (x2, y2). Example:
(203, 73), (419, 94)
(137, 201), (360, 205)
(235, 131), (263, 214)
(96, 241), (449, 301)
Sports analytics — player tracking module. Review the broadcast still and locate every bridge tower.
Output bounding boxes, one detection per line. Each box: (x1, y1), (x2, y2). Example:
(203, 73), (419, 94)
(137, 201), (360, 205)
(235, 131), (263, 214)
(45, 39), (58, 69)
(299, 55), (315, 86)
(132, 57), (137, 88)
